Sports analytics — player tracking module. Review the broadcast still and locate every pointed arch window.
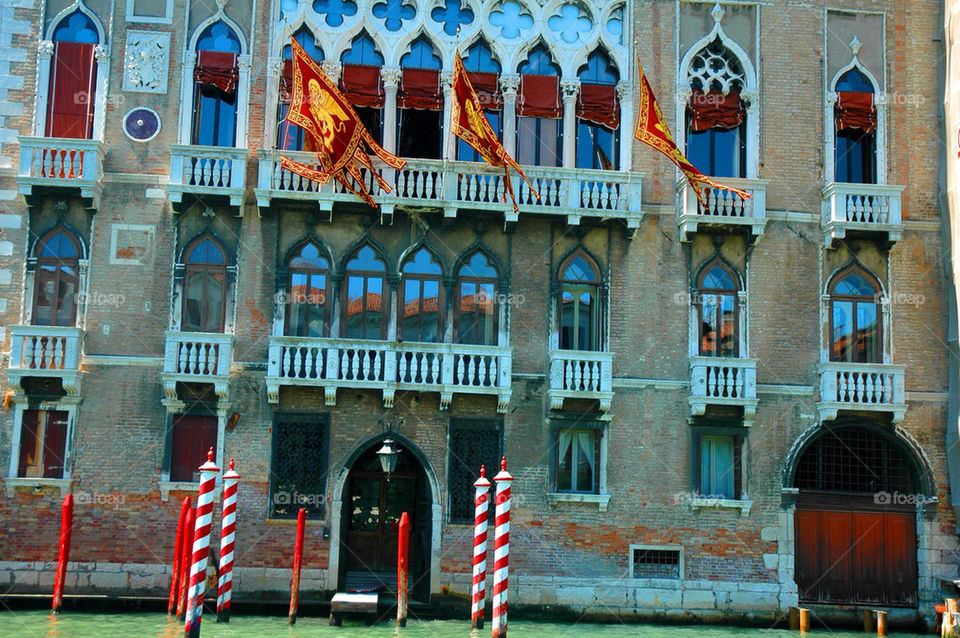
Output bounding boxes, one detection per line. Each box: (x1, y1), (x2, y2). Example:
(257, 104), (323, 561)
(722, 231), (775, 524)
(456, 252), (498, 346)
(340, 32), (385, 145)
(47, 10), (99, 139)
(576, 50), (619, 170)
(400, 247), (443, 342)
(559, 253), (601, 351)
(343, 244), (387, 340)
(829, 267), (881, 363)
(697, 260), (739, 357)
(286, 242), (330, 337)
(685, 39), (747, 178)
(277, 28), (324, 151)
(192, 21), (241, 147)
(457, 40), (503, 162)
(517, 45), (561, 167)
(183, 236), (227, 332)
(398, 36), (442, 159)
(834, 68), (876, 184)
(33, 228), (81, 327)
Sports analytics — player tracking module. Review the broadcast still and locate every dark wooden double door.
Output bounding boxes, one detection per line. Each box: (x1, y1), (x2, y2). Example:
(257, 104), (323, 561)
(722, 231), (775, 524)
(795, 494), (917, 606)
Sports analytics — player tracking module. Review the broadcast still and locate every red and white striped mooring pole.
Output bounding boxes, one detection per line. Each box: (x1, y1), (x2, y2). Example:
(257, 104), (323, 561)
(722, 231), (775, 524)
(491, 457), (513, 638)
(184, 448), (219, 638)
(216, 458), (240, 623)
(471, 465), (492, 629)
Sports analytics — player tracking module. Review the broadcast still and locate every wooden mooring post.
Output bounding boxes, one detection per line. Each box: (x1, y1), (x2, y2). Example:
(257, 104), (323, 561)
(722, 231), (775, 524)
(288, 508), (306, 625)
(798, 607), (810, 632)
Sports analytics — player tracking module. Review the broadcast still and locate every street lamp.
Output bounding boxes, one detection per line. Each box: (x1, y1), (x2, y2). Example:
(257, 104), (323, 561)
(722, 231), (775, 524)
(376, 418), (403, 480)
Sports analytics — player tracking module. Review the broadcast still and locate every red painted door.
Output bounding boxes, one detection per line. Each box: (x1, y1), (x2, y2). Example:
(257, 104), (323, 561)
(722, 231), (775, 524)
(820, 511), (853, 603)
(794, 509), (821, 601)
(884, 512), (918, 606)
(852, 512), (884, 604)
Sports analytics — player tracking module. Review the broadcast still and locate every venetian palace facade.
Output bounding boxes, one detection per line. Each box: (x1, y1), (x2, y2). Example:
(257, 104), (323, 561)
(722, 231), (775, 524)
(0, 0), (956, 627)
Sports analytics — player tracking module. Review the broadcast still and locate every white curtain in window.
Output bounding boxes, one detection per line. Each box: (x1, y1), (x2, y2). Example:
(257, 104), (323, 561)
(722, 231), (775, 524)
(701, 436), (734, 498)
(577, 430), (596, 475)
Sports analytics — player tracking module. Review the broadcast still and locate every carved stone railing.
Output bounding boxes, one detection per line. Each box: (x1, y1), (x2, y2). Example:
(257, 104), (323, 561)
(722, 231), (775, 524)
(547, 350), (613, 412)
(255, 151), (643, 232)
(817, 361), (906, 423)
(677, 177), (768, 241)
(266, 336), (512, 412)
(821, 182), (904, 248)
(7, 325), (84, 395)
(688, 356), (758, 425)
(17, 136), (105, 208)
(161, 331), (233, 402)
(169, 145), (247, 210)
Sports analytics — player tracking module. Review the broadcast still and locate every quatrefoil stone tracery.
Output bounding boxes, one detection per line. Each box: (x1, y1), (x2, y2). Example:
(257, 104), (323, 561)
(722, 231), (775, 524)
(687, 40), (744, 94)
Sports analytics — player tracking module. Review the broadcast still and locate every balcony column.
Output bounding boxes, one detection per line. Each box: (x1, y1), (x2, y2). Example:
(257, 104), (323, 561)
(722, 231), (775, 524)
(616, 81), (633, 171)
(500, 74), (520, 158)
(236, 54), (252, 147)
(741, 88), (759, 178)
(386, 273), (400, 341)
(272, 268), (288, 336)
(329, 272), (344, 337)
(736, 290), (748, 357)
(443, 275), (456, 343)
(441, 71), (455, 160)
(265, 57), (283, 148)
(178, 51), (197, 144)
(560, 79), (580, 169)
(819, 293), (831, 362)
(92, 45), (110, 141)
(322, 61), (342, 84)
(880, 293), (892, 364)
(497, 279), (510, 348)
(824, 92), (838, 184)
(77, 258), (90, 329)
(382, 67), (402, 155)
(35, 40), (54, 135)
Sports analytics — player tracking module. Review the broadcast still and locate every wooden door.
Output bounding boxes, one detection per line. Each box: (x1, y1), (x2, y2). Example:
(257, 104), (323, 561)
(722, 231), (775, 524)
(345, 468), (417, 573)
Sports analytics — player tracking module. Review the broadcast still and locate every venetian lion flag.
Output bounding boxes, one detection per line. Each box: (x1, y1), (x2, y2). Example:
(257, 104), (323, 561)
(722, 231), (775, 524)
(281, 38), (405, 207)
(452, 52), (538, 212)
(633, 59), (748, 208)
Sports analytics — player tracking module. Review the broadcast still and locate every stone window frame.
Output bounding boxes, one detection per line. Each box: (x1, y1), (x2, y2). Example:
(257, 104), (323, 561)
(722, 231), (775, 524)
(5, 396), (80, 499)
(22, 219), (90, 328)
(686, 251), (748, 360)
(545, 413), (610, 511)
(823, 11), (889, 186)
(819, 258), (892, 366)
(34, 0), (111, 141)
(176, 8), (252, 148)
(124, 0), (174, 25)
(170, 228), (238, 336)
(549, 244), (609, 353)
(686, 419), (753, 517)
(158, 401), (227, 501)
(676, 3), (760, 180)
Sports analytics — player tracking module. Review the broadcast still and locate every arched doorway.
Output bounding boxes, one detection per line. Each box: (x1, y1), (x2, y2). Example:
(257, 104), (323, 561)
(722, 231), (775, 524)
(790, 422), (924, 607)
(338, 440), (433, 602)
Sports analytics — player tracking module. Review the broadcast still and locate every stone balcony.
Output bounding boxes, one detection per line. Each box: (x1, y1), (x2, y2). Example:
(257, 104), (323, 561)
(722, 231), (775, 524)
(266, 336), (512, 412)
(7, 325), (84, 396)
(821, 182), (904, 249)
(17, 136), (105, 209)
(168, 145), (247, 212)
(255, 151), (644, 234)
(816, 361), (906, 423)
(676, 177), (768, 242)
(161, 331), (233, 403)
(688, 356), (758, 425)
(547, 349), (613, 413)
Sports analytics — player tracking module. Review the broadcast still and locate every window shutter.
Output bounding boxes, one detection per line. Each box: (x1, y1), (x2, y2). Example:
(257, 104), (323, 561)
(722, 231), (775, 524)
(18, 410), (41, 477)
(733, 433), (744, 499)
(467, 71), (502, 110)
(170, 414), (217, 482)
(695, 432), (703, 495)
(43, 411), (69, 478)
(46, 41), (97, 139)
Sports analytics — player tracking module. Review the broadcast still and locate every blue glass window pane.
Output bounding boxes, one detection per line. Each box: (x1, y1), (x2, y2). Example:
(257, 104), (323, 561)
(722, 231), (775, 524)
(519, 46), (559, 76)
(347, 245), (386, 271)
(40, 232), (78, 258)
(312, 0), (357, 27)
(196, 21), (241, 52)
(402, 248), (442, 275)
(53, 11), (99, 44)
(686, 127), (742, 178)
(431, 0), (474, 36)
(460, 252), (497, 278)
(341, 33), (384, 65)
(400, 37), (441, 69)
(461, 41), (501, 73)
(834, 273), (875, 296)
(835, 68), (874, 93)
(576, 122), (616, 170)
(188, 238), (226, 264)
(282, 28), (324, 60)
(459, 112), (501, 161)
(577, 50), (618, 85)
(372, 0), (416, 32)
(703, 265), (735, 290)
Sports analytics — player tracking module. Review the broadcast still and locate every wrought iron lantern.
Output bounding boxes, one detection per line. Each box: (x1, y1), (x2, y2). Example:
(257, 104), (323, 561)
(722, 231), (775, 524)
(376, 417), (403, 479)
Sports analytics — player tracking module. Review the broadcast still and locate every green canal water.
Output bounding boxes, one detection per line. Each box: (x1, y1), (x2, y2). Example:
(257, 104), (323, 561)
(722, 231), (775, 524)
(0, 612), (933, 638)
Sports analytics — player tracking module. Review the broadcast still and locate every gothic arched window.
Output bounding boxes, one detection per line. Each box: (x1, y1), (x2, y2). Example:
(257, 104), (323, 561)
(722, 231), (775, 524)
(697, 259), (739, 357)
(342, 244), (388, 339)
(517, 45), (561, 167)
(834, 68), (877, 184)
(192, 21), (242, 147)
(32, 228), (81, 327)
(829, 266), (881, 363)
(182, 235), (228, 333)
(286, 241), (330, 337)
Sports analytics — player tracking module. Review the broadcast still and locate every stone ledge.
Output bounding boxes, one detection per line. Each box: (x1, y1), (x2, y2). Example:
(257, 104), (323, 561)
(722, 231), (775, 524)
(158, 481), (221, 502)
(688, 497), (753, 517)
(546, 492), (611, 512)
(4, 477), (73, 499)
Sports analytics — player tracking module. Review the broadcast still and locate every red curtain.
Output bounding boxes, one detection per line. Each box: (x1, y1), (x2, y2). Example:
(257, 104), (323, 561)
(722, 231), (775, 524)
(577, 83), (619, 130)
(518, 74), (561, 118)
(195, 50), (239, 94)
(686, 89), (745, 132)
(17, 410), (39, 477)
(170, 414), (217, 482)
(836, 91), (877, 134)
(46, 41), (96, 139)
(467, 71), (501, 110)
(280, 59), (294, 102)
(42, 411), (68, 478)
(399, 68), (441, 110)
(341, 63), (384, 108)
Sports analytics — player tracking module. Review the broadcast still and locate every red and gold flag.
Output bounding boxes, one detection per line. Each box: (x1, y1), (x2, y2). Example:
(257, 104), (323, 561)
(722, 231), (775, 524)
(633, 59), (749, 207)
(281, 38), (405, 208)
(452, 52), (538, 212)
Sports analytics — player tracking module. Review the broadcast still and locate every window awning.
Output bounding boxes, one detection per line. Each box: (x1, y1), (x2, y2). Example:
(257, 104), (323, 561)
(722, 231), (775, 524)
(836, 91), (877, 134)
(467, 71), (502, 110)
(577, 83), (619, 130)
(399, 68), (441, 110)
(518, 74), (561, 118)
(686, 89), (745, 132)
(340, 63), (384, 108)
(194, 50), (239, 94)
